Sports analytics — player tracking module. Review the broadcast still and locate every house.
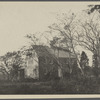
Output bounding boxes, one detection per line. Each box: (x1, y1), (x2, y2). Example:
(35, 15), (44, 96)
(18, 45), (76, 81)
(51, 46), (76, 77)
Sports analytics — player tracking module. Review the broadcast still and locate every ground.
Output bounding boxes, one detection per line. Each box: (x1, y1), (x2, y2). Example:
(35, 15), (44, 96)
(0, 81), (56, 94)
(0, 78), (100, 94)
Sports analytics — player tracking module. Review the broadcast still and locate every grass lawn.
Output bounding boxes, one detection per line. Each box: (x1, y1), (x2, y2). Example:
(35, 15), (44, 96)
(0, 77), (100, 94)
(0, 81), (56, 94)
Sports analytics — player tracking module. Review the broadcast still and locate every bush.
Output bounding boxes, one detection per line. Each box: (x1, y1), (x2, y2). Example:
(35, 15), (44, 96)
(51, 76), (100, 94)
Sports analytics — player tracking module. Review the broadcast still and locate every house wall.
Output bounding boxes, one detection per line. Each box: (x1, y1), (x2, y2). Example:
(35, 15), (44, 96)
(55, 49), (69, 58)
(25, 51), (39, 79)
(53, 49), (75, 58)
(53, 48), (76, 78)
(39, 56), (58, 80)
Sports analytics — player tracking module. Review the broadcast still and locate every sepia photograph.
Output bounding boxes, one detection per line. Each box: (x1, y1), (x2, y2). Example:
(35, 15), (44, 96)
(0, 1), (100, 96)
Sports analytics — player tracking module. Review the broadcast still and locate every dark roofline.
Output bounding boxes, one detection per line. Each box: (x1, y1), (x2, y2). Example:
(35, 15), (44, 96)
(51, 46), (71, 52)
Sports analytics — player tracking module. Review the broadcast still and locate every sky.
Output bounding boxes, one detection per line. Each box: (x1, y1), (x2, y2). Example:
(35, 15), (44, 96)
(0, 2), (98, 65)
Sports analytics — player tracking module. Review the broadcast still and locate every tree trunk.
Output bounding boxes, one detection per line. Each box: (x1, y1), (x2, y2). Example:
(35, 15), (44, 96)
(71, 43), (84, 75)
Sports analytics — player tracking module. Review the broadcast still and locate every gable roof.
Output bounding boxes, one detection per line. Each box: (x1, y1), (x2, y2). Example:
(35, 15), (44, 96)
(32, 45), (54, 57)
(51, 46), (71, 52)
(31, 45), (76, 58)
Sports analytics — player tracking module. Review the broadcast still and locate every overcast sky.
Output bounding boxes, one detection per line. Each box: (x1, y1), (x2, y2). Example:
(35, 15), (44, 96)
(0, 2), (98, 65)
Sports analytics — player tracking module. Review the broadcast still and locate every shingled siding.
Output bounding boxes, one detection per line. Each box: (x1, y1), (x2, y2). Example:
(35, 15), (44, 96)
(38, 56), (58, 81)
(58, 58), (76, 76)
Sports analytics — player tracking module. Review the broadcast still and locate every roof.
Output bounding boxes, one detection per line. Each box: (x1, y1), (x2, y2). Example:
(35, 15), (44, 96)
(31, 45), (54, 57)
(31, 45), (76, 58)
(51, 46), (71, 52)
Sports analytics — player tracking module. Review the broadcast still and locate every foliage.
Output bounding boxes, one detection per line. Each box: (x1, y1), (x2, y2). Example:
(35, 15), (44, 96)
(88, 5), (100, 14)
(50, 37), (61, 47)
(80, 51), (89, 69)
(51, 76), (99, 94)
(92, 53), (98, 68)
(71, 60), (82, 78)
(26, 34), (39, 45)
(0, 51), (25, 81)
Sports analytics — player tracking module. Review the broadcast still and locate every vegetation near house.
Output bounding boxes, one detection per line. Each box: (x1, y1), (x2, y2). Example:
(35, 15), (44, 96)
(80, 51), (89, 70)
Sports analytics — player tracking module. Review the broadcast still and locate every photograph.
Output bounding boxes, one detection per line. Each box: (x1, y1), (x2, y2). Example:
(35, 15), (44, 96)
(0, 1), (100, 96)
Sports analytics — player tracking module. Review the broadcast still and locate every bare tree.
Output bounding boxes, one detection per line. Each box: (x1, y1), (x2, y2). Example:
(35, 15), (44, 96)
(48, 13), (84, 75)
(78, 13), (100, 68)
(26, 32), (49, 46)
